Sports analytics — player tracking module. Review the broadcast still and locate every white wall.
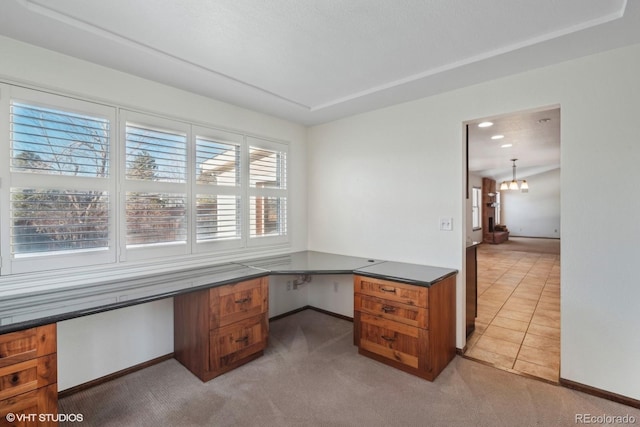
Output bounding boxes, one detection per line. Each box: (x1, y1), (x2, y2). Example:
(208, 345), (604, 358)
(502, 168), (561, 238)
(269, 275), (310, 318)
(308, 43), (640, 400)
(3, 35), (640, 401)
(57, 299), (173, 390)
(0, 36), (308, 390)
(307, 275), (354, 318)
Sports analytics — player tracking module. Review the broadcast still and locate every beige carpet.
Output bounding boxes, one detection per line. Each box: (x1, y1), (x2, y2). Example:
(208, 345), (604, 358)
(59, 310), (637, 426)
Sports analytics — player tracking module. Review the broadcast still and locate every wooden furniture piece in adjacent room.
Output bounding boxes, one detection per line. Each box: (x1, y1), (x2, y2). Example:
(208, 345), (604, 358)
(482, 177), (509, 244)
(174, 277), (269, 382)
(0, 324), (58, 426)
(353, 274), (456, 381)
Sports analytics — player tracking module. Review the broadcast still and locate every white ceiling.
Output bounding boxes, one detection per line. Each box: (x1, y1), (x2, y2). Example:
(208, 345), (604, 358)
(467, 107), (561, 182)
(1, 0), (639, 129)
(1, 1), (638, 180)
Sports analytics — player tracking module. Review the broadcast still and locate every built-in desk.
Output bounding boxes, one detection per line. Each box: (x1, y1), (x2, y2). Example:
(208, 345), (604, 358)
(0, 252), (457, 334)
(0, 251), (457, 421)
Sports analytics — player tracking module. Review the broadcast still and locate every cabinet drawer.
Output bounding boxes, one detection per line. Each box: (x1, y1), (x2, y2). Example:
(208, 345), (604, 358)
(0, 383), (57, 427)
(355, 294), (428, 329)
(0, 325), (56, 369)
(357, 313), (427, 370)
(210, 278), (267, 329)
(0, 354), (57, 401)
(354, 275), (427, 308)
(209, 315), (266, 372)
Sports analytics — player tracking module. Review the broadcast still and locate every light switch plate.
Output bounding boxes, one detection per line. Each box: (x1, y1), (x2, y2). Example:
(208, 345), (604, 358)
(439, 217), (453, 231)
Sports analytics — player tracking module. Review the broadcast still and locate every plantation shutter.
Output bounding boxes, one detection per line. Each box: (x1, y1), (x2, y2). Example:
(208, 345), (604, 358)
(6, 88), (116, 274)
(194, 128), (243, 248)
(248, 138), (288, 240)
(123, 113), (188, 252)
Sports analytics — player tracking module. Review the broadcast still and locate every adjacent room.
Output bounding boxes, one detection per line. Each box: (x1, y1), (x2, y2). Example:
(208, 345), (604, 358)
(0, 1), (639, 425)
(465, 108), (562, 383)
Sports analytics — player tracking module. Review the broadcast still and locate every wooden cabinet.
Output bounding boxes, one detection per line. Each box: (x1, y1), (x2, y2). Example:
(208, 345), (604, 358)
(174, 277), (269, 382)
(354, 275), (456, 381)
(0, 324), (58, 427)
(466, 244), (478, 337)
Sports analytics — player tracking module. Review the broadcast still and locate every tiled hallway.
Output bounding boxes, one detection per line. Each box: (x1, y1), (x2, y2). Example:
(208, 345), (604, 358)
(465, 238), (560, 383)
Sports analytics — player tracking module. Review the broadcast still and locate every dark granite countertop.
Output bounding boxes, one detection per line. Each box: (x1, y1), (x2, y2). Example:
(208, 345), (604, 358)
(355, 261), (457, 287)
(236, 251), (383, 274)
(0, 262), (268, 334)
(0, 251), (456, 334)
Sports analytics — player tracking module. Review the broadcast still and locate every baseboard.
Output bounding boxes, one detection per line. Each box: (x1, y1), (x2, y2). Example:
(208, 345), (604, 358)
(58, 353), (174, 398)
(306, 306), (353, 322)
(456, 346), (467, 355)
(560, 378), (640, 409)
(269, 305), (353, 322)
(509, 235), (560, 240)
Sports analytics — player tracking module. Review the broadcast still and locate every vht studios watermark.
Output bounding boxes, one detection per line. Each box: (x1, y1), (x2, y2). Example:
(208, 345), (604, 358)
(575, 413), (637, 424)
(5, 412), (84, 423)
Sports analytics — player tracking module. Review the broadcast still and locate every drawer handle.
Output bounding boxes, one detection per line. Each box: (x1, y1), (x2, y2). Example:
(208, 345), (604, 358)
(235, 336), (249, 343)
(380, 287), (396, 293)
(381, 335), (396, 342)
(235, 297), (251, 304)
(381, 306), (396, 313)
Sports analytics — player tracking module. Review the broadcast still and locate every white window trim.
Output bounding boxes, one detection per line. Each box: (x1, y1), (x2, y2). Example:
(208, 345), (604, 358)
(192, 125), (245, 254)
(246, 136), (289, 248)
(119, 110), (191, 262)
(471, 186), (482, 231)
(1, 85), (117, 275)
(0, 83), (292, 280)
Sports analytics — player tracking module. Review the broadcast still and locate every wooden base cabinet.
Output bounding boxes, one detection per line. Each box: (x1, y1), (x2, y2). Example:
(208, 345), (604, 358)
(0, 324), (58, 427)
(354, 275), (456, 381)
(174, 278), (269, 382)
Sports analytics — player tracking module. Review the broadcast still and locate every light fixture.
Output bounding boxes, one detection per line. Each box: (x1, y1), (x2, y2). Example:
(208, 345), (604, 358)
(500, 159), (529, 192)
(501, 143), (513, 148)
(491, 134), (504, 140)
(478, 121), (493, 128)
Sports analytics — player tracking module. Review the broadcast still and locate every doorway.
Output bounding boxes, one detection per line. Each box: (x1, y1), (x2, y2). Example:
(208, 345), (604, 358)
(464, 106), (561, 383)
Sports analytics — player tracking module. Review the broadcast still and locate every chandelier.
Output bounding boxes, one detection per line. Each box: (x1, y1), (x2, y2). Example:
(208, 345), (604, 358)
(499, 159), (529, 192)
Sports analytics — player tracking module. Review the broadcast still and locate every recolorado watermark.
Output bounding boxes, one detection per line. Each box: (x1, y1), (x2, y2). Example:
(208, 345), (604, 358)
(575, 413), (637, 424)
(5, 412), (84, 423)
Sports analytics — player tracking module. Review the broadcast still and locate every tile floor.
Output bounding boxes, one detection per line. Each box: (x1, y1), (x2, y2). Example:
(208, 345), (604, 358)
(464, 242), (560, 383)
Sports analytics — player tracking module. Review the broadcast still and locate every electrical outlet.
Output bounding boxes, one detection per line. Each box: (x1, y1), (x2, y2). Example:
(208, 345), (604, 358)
(439, 217), (453, 231)
(333, 282), (339, 292)
(286, 281), (291, 291)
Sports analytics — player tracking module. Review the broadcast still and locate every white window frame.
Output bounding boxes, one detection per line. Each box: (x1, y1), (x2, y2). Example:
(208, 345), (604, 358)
(119, 110), (191, 262)
(1, 85), (117, 274)
(0, 82), (292, 279)
(471, 187), (482, 231)
(192, 125), (245, 253)
(246, 136), (289, 248)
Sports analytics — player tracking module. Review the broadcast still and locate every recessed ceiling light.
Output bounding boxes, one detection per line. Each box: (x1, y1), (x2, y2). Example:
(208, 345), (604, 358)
(491, 135), (504, 140)
(478, 121), (493, 128)
(537, 118), (551, 124)
(501, 143), (513, 148)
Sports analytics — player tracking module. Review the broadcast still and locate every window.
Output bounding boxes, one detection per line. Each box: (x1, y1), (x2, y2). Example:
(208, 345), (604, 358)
(1, 85), (290, 276)
(471, 187), (482, 230)
(194, 126), (243, 250)
(248, 137), (288, 244)
(4, 87), (116, 274)
(121, 111), (189, 260)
